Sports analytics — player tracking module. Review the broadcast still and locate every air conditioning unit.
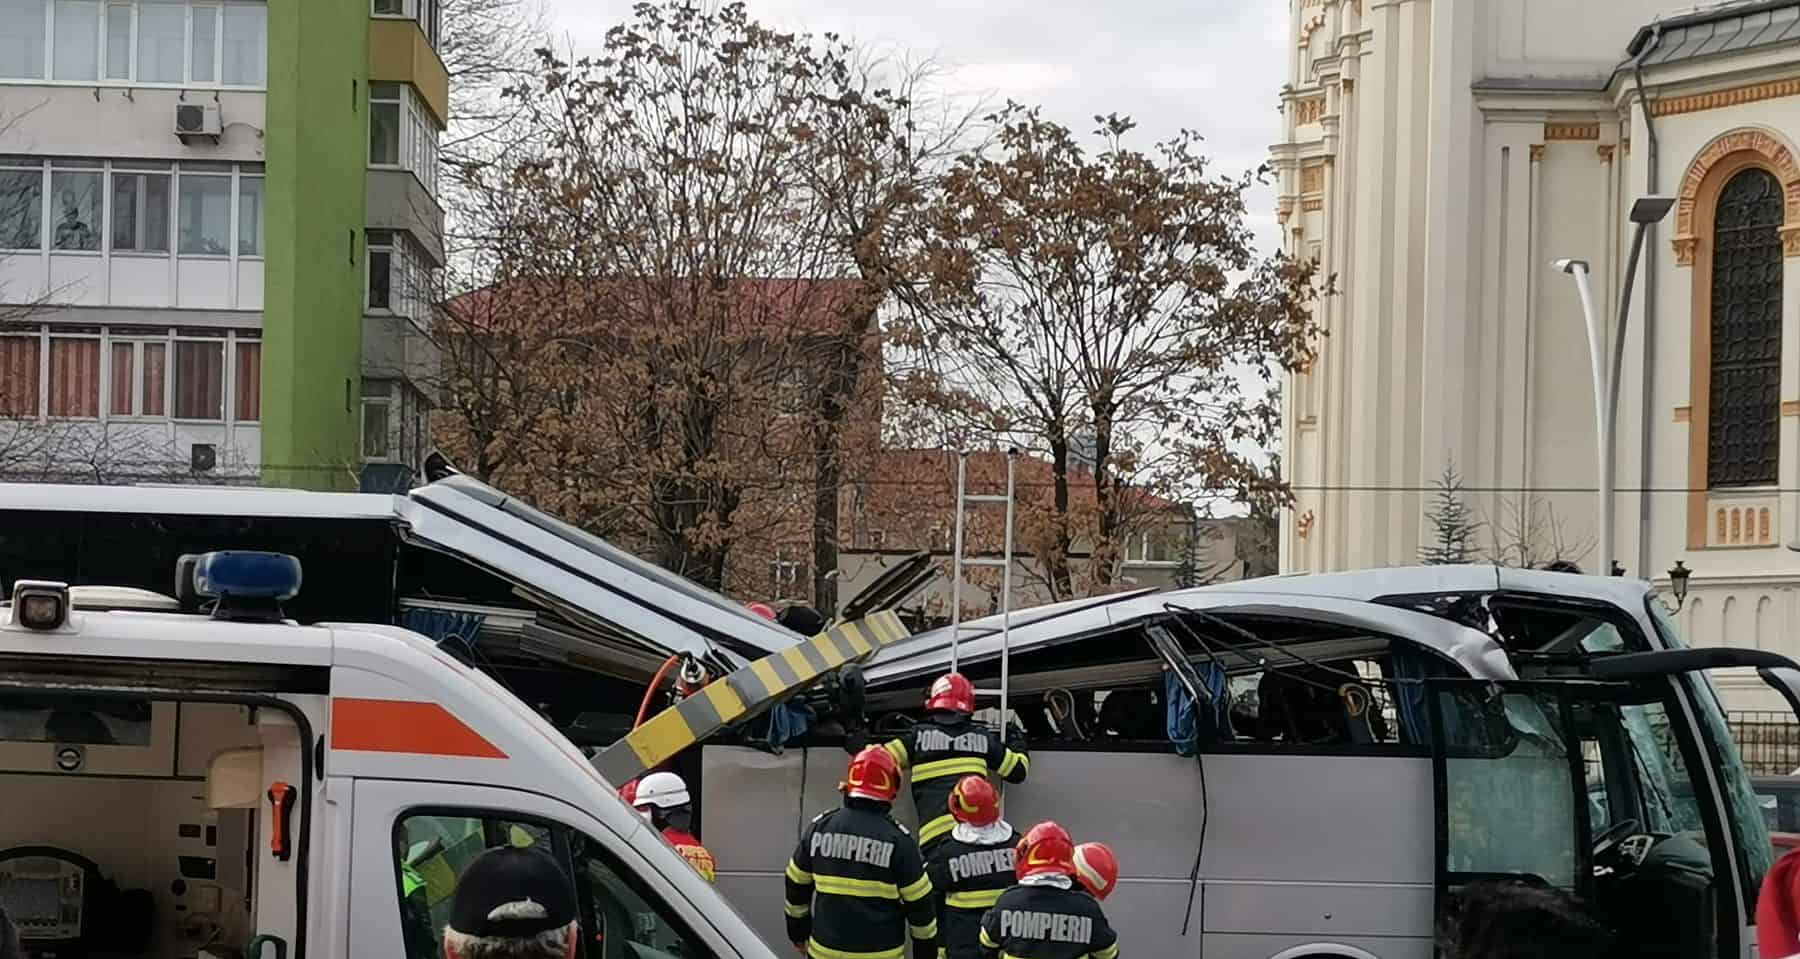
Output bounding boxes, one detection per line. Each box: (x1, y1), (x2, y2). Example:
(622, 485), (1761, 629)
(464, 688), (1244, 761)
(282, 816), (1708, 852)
(174, 102), (222, 142)
(190, 443), (217, 473)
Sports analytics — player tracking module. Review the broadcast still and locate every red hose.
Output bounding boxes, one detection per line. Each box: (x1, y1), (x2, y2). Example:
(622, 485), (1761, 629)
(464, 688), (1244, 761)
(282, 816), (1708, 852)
(636, 655), (682, 729)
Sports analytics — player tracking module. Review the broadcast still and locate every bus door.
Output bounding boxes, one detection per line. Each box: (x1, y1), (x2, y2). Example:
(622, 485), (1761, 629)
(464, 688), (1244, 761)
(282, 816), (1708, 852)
(1428, 672), (1756, 959)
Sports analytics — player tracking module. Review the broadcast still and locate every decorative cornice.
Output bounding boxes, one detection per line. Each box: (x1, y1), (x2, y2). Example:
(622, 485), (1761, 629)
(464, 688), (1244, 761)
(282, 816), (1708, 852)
(1673, 406), (1691, 423)
(1673, 236), (1697, 266)
(1597, 144), (1616, 163)
(1301, 197), (1324, 212)
(1300, 14), (1327, 46)
(1651, 78), (1800, 118)
(1277, 197), (1295, 223)
(1784, 225), (1800, 257)
(1528, 144), (1545, 162)
(1545, 123), (1600, 141)
(1672, 127), (1800, 266)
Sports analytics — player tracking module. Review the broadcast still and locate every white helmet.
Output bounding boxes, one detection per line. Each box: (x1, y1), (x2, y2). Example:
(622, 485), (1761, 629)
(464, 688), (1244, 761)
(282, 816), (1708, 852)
(633, 771), (691, 810)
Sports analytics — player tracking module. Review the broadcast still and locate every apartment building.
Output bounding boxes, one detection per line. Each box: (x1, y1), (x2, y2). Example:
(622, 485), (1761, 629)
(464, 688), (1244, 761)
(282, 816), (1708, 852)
(0, 0), (444, 489)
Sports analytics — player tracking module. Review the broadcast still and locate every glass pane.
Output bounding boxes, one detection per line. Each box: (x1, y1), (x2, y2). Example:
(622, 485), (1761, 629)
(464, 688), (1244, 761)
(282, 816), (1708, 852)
(136, 0), (184, 83)
(0, 0), (48, 79)
(47, 338), (99, 417)
(234, 340), (259, 420)
(369, 80), (400, 100)
(52, 0), (101, 81)
(177, 174), (230, 254)
(236, 176), (262, 255)
(190, 3), (216, 83)
(1439, 688), (1578, 888)
(0, 336), (41, 416)
(368, 249), (390, 309)
(111, 172), (171, 253)
(372, 0), (402, 13)
(1709, 167), (1784, 488)
(220, 2), (263, 85)
(142, 342), (166, 415)
(370, 101), (400, 165)
(394, 815), (567, 959)
(362, 401), (390, 458)
(173, 341), (223, 419)
(0, 168), (42, 251)
(104, 1), (128, 79)
(571, 831), (715, 959)
(109, 342), (133, 415)
(49, 171), (101, 252)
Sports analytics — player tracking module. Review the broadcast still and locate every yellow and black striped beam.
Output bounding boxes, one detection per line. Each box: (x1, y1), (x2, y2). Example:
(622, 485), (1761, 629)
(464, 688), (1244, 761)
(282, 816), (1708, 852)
(593, 609), (910, 784)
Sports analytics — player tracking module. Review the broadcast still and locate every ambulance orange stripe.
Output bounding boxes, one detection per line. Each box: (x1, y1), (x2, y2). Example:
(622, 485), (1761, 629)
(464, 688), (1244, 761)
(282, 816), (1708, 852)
(331, 698), (507, 759)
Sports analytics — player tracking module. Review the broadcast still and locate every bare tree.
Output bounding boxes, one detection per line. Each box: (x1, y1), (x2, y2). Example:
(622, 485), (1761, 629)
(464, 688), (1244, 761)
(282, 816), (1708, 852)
(893, 105), (1325, 599)
(1485, 495), (1595, 571)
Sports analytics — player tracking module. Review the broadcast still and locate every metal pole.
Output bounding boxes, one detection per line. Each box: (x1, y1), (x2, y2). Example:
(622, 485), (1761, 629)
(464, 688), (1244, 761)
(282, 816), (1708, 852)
(999, 449), (1016, 725)
(949, 452), (967, 674)
(1567, 262), (1610, 572)
(1607, 221), (1651, 573)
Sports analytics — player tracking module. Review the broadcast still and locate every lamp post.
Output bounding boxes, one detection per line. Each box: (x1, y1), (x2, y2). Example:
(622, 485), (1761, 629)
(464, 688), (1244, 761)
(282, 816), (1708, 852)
(1553, 194), (1675, 577)
(1667, 560), (1692, 611)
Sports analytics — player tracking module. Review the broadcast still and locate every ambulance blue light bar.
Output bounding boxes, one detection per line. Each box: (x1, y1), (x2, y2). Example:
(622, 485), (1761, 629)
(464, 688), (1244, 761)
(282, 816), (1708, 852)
(192, 551), (303, 602)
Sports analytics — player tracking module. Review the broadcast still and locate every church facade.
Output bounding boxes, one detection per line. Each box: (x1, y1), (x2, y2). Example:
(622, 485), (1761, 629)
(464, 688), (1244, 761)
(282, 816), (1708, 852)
(1273, 0), (1800, 701)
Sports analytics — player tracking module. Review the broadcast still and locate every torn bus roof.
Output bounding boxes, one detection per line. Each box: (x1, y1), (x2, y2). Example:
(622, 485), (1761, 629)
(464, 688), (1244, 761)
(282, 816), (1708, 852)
(592, 609), (911, 784)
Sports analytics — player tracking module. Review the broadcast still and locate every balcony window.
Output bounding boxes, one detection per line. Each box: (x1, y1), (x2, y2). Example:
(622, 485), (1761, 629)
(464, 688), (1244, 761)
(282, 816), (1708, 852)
(0, 159), (43, 251)
(234, 339), (258, 421)
(0, 0), (48, 80)
(220, 1), (262, 84)
(49, 167), (102, 252)
(103, 1), (128, 78)
(177, 169), (231, 255)
(135, 0), (183, 82)
(111, 167), (171, 252)
(189, 1), (217, 83)
(47, 336), (99, 417)
(362, 379), (394, 461)
(0, 335), (40, 416)
(173, 338), (224, 420)
(52, 0), (101, 81)
(369, 82), (401, 166)
(236, 174), (261, 255)
(371, 0), (439, 51)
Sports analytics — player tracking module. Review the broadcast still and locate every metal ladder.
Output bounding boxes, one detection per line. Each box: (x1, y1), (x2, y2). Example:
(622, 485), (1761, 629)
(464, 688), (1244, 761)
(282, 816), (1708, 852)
(948, 448), (1017, 723)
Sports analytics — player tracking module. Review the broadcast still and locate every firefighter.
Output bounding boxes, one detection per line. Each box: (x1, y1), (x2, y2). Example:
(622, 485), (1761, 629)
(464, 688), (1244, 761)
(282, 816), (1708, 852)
(1071, 842), (1119, 902)
(876, 672), (1030, 851)
(786, 746), (938, 959)
(925, 776), (1017, 959)
(631, 771), (718, 882)
(977, 822), (1119, 959)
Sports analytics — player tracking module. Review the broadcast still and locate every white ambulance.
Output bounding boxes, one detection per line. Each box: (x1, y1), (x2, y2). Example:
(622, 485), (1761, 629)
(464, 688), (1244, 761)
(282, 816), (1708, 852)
(0, 551), (777, 959)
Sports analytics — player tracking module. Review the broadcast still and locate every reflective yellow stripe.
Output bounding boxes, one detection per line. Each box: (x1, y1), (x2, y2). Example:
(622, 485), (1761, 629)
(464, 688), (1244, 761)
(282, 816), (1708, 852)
(945, 888), (1006, 910)
(919, 813), (956, 844)
(814, 875), (900, 899)
(910, 919), (938, 939)
(979, 928), (999, 948)
(882, 738), (909, 767)
(998, 750), (1028, 778)
(785, 901), (811, 918)
(898, 873), (933, 903)
(786, 861), (814, 885)
(807, 940), (905, 959)
(912, 756), (989, 781)
(1093, 943), (1119, 959)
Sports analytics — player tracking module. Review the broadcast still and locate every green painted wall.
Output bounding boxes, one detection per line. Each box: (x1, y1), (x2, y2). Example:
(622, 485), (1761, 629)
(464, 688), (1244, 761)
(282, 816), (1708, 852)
(262, 0), (368, 490)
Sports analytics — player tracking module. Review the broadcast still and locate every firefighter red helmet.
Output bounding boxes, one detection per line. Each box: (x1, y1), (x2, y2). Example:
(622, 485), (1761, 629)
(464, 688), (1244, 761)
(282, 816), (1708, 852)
(1015, 821), (1076, 880)
(949, 775), (1001, 827)
(1072, 842), (1120, 900)
(843, 746), (901, 802)
(925, 672), (976, 714)
(746, 602), (777, 620)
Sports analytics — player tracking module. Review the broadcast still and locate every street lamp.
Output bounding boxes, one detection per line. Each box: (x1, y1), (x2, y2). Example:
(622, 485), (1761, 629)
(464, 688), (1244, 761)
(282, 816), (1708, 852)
(1667, 560), (1692, 611)
(1553, 194), (1675, 577)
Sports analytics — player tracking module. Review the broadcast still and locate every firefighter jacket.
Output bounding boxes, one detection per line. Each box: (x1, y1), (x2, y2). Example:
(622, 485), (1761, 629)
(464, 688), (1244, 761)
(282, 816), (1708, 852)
(880, 715), (1029, 848)
(662, 826), (716, 883)
(786, 797), (939, 959)
(924, 823), (1017, 959)
(978, 880), (1119, 959)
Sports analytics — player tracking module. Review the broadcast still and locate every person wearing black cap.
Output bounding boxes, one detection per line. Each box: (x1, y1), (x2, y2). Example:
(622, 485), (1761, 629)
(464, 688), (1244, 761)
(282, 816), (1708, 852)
(443, 846), (580, 959)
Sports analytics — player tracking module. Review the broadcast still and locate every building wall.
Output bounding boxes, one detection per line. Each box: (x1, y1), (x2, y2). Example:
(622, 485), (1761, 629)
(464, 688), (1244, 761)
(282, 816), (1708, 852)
(1273, 0), (1800, 701)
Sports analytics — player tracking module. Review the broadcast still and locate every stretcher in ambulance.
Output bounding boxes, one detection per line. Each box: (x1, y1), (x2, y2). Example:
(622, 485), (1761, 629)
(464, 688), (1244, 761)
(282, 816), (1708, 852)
(0, 551), (781, 959)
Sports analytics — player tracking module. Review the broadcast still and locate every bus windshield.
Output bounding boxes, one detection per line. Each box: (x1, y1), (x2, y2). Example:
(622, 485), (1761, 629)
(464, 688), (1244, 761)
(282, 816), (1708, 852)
(1646, 597), (1775, 905)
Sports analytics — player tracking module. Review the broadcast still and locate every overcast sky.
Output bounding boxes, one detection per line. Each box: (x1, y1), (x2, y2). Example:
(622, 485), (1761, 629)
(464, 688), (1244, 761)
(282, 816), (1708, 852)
(539, 0), (1291, 254)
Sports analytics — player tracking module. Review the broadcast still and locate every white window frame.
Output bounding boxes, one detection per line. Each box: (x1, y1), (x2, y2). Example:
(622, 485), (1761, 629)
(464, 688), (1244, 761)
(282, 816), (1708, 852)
(169, 332), (228, 424)
(3, 325), (253, 428)
(366, 228), (394, 314)
(361, 379), (397, 463)
(4, 0), (267, 89)
(369, 83), (441, 198)
(42, 328), (102, 421)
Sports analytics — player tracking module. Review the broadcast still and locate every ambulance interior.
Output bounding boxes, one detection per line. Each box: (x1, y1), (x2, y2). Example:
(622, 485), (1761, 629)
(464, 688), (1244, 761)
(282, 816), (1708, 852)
(0, 695), (303, 959)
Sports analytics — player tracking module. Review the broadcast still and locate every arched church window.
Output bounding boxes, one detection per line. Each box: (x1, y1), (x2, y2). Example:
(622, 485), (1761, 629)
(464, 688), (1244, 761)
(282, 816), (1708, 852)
(1708, 167), (1784, 488)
